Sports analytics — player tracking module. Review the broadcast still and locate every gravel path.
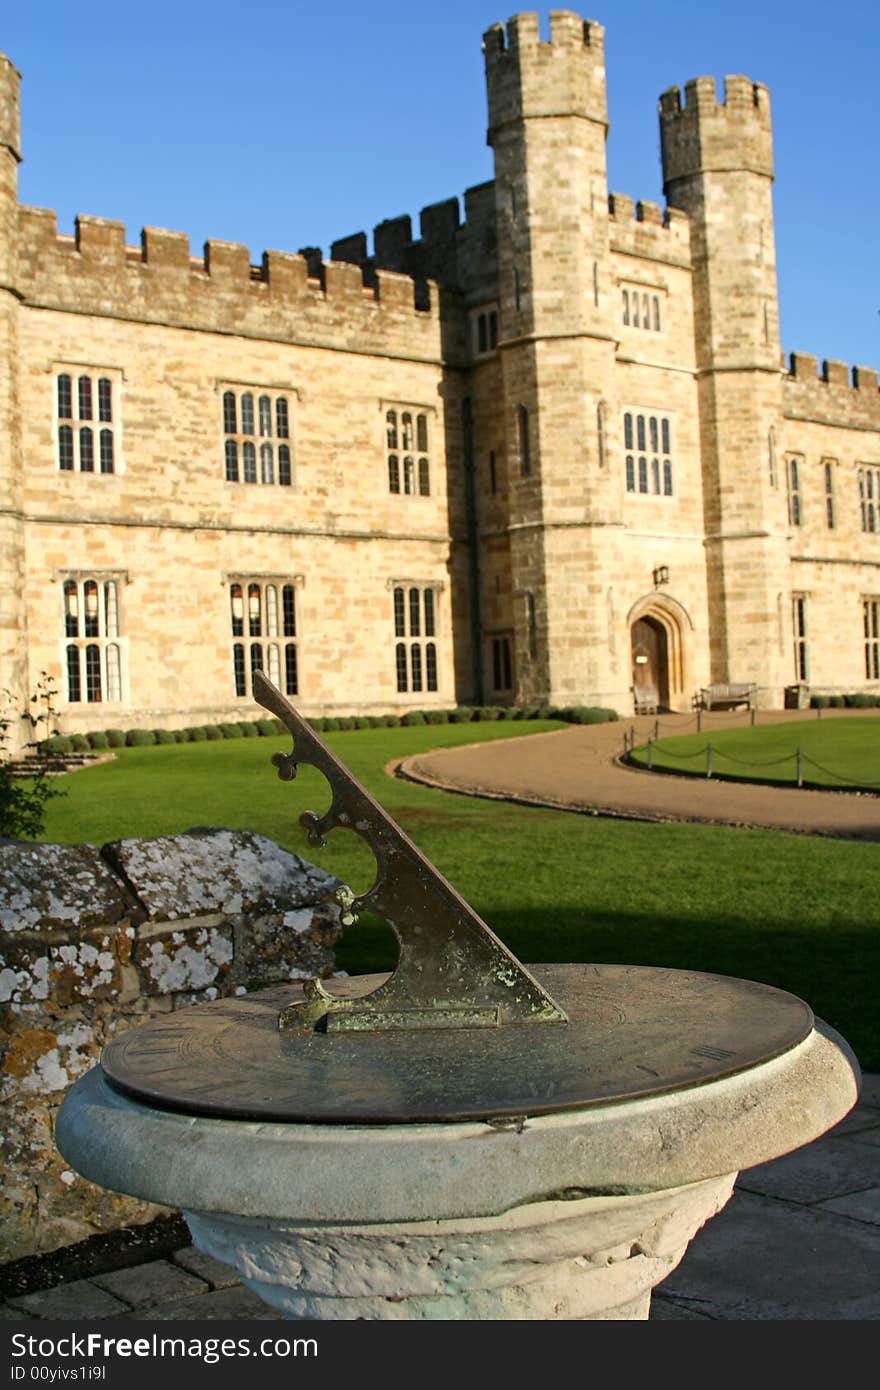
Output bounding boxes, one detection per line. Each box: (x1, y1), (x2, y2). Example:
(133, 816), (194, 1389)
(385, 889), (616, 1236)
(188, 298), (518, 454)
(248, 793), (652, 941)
(399, 708), (880, 840)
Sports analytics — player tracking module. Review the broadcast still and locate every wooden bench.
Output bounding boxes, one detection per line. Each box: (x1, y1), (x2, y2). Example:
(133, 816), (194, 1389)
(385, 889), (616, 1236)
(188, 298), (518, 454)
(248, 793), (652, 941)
(697, 682), (756, 711)
(632, 685), (659, 715)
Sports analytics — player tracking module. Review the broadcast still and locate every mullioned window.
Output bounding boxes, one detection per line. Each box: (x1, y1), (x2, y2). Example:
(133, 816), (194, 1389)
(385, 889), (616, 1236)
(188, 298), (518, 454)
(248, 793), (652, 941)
(229, 579), (298, 698)
(223, 389), (293, 486)
(623, 411), (673, 496)
(56, 370), (119, 474)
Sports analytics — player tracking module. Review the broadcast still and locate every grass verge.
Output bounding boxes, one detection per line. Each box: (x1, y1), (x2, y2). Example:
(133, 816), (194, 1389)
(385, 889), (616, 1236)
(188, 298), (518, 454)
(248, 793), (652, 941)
(628, 717), (880, 792)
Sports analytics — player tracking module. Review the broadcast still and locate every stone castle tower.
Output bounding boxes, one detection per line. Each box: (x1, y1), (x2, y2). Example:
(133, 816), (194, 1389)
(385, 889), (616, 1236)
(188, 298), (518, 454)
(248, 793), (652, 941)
(0, 12), (877, 748)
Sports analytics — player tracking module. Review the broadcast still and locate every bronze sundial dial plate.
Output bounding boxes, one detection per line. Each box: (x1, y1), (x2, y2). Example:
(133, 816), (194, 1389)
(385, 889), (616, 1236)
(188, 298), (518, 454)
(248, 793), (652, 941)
(100, 963), (813, 1124)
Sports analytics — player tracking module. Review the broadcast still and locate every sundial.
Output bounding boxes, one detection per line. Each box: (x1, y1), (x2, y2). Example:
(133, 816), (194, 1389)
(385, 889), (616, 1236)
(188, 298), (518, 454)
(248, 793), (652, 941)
(101, 672), (813, 1124)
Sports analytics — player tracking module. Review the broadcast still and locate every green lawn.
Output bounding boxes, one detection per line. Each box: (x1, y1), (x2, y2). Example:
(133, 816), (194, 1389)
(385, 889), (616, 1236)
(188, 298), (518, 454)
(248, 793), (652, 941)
(628, 716), (880, 791)
(36, 720), (880, 1070)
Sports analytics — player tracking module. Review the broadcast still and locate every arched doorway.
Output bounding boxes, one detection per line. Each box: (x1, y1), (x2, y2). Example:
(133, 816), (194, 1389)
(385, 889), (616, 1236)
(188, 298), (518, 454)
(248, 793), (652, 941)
(631, 615), (669, 711)
(627, 594), (694, 713)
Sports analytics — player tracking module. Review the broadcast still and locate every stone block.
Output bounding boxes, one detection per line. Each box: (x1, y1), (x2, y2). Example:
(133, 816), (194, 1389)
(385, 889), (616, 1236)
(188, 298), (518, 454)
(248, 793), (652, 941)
(171, 1246), (240, 1290)
(103, 828), (337, 921)
(0, 842), (135, 937)
(92, 1259), (208, 1307)
(8, 1279), (129, 1320)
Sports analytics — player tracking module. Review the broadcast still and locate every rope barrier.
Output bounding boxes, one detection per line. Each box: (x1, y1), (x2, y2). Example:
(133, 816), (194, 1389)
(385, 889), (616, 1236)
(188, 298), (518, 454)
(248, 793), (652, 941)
(627, 737), (880, 791)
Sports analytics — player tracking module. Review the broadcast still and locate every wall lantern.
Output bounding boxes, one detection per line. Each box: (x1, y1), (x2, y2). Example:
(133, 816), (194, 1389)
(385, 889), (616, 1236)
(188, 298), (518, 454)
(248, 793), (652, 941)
(653, 565), (669, 588)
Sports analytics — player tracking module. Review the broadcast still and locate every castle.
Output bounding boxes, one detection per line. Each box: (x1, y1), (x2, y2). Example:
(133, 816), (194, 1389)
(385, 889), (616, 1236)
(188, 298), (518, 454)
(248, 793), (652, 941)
(1, 11), (879, 749)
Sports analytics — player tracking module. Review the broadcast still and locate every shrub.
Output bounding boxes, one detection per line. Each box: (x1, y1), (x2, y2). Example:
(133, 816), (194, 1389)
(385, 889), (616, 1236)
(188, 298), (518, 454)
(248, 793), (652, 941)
(173, 729), (190, 743)
(472, 706), (501, 722)
(380, 714), (400, 727)
(810, 695), (831, 709)
(69, 734), (90, 752)
(403, 710), (426, 726)
(86, 731), (110, 750)
(125, 729), (156, 747)
(323, 717), (341, 731)
(336, 717), (355, 731)
(829, 695), (845, 708)
(185, 725), (207, 741)
(424, 709), (450, 725)
(1, 673), (66, 838)
(41, 734), (73, 755)
(558, 705), (620, 725)
(238, 721), (259, 737)
(448, 706), (474, 723)
(154, 729), (176, 744)
(353, 716), (371, 729)
(535, 705), (553, 720)
(105, 728), (126, 748)
(512, 705), (537, 720)
(256, 719), (278, 736)
(219, 722), (242, 739)
(844, 693), (872, 708)
(204, 724), (223, 740)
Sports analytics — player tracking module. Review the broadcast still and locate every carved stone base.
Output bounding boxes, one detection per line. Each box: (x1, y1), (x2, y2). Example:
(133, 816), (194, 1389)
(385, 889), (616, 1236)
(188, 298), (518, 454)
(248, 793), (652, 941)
(185, 1177), (735, 1320)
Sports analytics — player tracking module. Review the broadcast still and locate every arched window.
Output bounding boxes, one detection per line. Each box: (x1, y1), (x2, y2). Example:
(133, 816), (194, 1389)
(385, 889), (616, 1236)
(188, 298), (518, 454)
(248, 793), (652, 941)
(66, 645), (81, 702)
(403, 457), (415, 495)
(623, 411), (673, 498)
(78, 376), (93, 420)
(418, 458), (430, 496)
(83, 581), (99, 637)
(622, 289), (629, 325)
(230, 584), (244, 636)
(64, 581), (79, 637)
(243, 441), (257, 483)
(85, 644), (102, 702)
(391, 587), (439, 694)
(222, 388), (294, 485)
(267, 643), (281, 686)
(225, 440), (239, 482)
(265, 585), (278, 637)
(284, 643), (298, 696)
(56, 370), (121, 476)
(58, 425), (74, 471)
(388, 455), (400, 493)
(62, 575), (125, 704)
(387, 405), (431, 499)
(248, 584), (262, 636)
(229, 580), (299, 698)
(386, 410), (398, 450)
(99, 429), (114, 474)
(282, 585), (296, 637)
(278, 445), (291, 487)
(105, 644), (122, 702)
(401, 413), (414, 450)
(79, 427), (94, 472)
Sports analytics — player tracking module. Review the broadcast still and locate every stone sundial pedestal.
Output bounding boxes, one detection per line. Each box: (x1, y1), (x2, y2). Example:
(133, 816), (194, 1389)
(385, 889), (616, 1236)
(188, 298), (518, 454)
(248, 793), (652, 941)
(56, 675), (859, 1320)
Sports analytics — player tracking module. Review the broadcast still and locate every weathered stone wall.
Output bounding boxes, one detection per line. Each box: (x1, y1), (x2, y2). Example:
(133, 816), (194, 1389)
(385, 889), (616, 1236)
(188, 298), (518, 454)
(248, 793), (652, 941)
(0, 828), (341, 1262)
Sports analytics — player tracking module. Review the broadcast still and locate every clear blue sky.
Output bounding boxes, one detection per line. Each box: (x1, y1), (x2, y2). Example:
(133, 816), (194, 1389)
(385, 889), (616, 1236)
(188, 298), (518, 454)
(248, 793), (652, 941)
(2, 0), (877, 370)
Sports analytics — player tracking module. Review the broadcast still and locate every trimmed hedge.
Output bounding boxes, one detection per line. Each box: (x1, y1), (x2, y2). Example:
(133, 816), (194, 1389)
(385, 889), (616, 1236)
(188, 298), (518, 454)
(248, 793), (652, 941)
(184, 726), (207, 741)
(154, 729), (176, 744)
(554, 705), (619, 725)
(238, 721), (259, 737)
(219, 723), (242, 739)
(126, 729), (156, 747)
(105, 729), (126, 748)
(86, 731), (110, 750)
(41, 735), (73, 755)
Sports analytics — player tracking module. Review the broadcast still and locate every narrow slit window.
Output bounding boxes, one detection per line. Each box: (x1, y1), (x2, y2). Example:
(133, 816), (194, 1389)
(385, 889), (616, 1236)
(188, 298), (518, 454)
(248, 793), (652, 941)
(98, 379), (113, 422)
(58, 375), (72, 419)
(59, 425), (74, 471)
(282, 585), (296, 636)
(79, 427), (94, 472)
(278, 444), (291, 487)
(78, 376), (93, 420)
(225, 440), (239, 482)
(243, 442), (257, 483)
(66, 645), (81, 702)
(85, 644), (102, 702)
(258, 396), (272, 437)
(99, 429), (114, 474)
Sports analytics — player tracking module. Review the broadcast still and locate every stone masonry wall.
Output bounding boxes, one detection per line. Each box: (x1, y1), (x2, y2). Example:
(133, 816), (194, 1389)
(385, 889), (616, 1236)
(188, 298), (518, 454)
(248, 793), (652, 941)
(0, 828), (341, 1263)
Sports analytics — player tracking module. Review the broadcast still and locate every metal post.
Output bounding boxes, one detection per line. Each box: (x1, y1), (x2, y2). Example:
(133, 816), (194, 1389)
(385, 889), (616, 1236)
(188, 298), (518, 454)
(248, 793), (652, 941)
(797, 746), (803, 788)
(706, 743), (712, 779)
(647, 738), (653, 771)
(654, 718), (659, 742)
(750, 707), (756, 727)
(697, 710), (702, 734)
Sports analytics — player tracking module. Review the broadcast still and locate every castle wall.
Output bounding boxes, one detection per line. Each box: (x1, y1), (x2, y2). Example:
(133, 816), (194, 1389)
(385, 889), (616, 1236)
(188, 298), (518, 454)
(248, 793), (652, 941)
(18, 302), (462, 730)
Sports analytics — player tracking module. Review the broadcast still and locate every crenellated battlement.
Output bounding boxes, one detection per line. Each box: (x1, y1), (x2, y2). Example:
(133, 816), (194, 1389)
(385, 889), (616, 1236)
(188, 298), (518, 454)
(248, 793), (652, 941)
(784, 351), (880, 426)
(326, 181), (499, 306)
(660, 74), (773, 188)
(607, 194), (690, 267)
(13, 205), (442, 358)
(484, 11), (606, 136)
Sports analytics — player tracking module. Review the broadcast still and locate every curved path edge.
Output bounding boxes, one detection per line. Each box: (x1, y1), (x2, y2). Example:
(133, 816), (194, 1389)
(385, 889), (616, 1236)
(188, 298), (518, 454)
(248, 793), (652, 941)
(395, 717), (880, 841)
